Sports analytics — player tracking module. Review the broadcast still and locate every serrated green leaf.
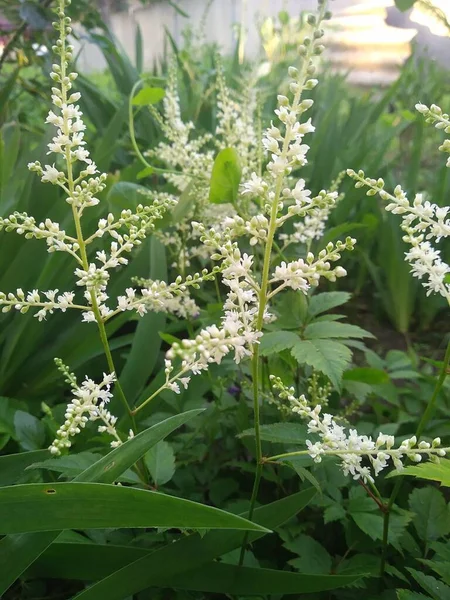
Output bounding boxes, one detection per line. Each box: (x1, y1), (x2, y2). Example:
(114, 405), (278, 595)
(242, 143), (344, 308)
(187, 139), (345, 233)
(350, 510), (412, 545)
(285, 534), (332, 574)
(308, 291), (351, 318)
(209, 148), (241, 204)
(407, 568), (450, 600)
(145, 440), (175, 486)
(291, 339), (352, 389)
(421, 559), (450, 586)
(132, 86), (165, 106)
(304, 322), (374, 340)
(387, 459), (450, 487)
(259, 331), (299, 356)
(409, 487), (450, 542)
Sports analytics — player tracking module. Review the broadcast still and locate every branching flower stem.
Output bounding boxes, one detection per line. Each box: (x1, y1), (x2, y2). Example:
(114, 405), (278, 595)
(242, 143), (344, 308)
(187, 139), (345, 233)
(238, 0), (328, 565)
(57, 1), (136, 430)
(379, 337), (450, 579)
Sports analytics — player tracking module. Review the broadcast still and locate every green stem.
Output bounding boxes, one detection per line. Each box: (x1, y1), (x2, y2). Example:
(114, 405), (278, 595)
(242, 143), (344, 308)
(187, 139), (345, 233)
(58, 8), (136, 431)
(379, 337), (450, 578)
(238, 4), (327, 563)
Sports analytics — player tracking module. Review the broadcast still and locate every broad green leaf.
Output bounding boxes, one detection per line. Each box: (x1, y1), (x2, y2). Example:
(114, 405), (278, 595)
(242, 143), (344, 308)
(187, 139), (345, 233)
(209, 147), (242, 204)
(145, 440), (175, 486)
(337, 553), (379, 584)
(409, 487), (450, 542)
(274, 291), (308, 329)
(350, 509), (412, 545)
(132, 86), (165, 106)
(387, 459), (450, 487)
(0, 450), (48, 487)
(308, 291), (351, 318)
(238, 423), (307, 444)
(291, 339), (352, 389)
(71, 489), (317, 600)
(343, 367), (389, 385)
(13, 410), (46, 451)
(407, 568), (450, 600)
(285, 534), (332, 574)
(259, 331), (299, 356)
(0, 482), (268, 534)
(0, 410), (203, 595)
(304, 322), (374, 340)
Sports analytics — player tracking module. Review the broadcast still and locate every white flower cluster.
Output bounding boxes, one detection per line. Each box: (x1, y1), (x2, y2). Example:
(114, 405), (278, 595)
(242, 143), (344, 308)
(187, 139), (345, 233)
(166, 239), (263, 376)
(0, 288), (82, 321)
(270, 238), (355, 295)
(270, 376), (448, 484)
(416, 102), (450, 167)
(348, 169), (450, 303)
(280, 172), (345, 250)
(215, 59), (258, 175)
(50, 360), (121, 455)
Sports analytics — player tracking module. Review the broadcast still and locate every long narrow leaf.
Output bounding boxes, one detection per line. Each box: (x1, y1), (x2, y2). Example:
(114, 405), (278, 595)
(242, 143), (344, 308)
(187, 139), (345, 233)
(0, 410), (202, 595)
(72, 488), (316, 600)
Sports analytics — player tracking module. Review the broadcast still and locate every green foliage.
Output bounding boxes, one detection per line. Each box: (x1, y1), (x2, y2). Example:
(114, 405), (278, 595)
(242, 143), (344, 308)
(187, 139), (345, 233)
(209, 147), (242, 204)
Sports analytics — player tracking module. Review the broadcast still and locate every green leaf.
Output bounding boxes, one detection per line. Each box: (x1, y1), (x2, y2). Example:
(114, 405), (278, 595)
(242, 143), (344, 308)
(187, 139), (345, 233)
(238, 423), (307, 444)
(132, 87), (165, 106)
(0, 410), (203, 596)
(172, 181), (196, 223)
(304, 322), (374, 340)
(291, 339), (352, 389)
(107, 181), (148, 211)
(0, 482), (268, 534)
(397, 590), (432, 600)
(0, 450), (49, 487)
(119, 236), (167, 404)
(409, 487), (450, 542)
(153, 563), (362, 595)
(26, 452), (102, 479)
(407, 568), (450, 600)
(145, 440), (175, 486)
(285, 534), (332, 574)
(274, 291), (309, 329)
(308, 291), (351, 318)
(387, 459), (450, 487)
(350, 509), (412, 545)
(343, 367), (389, 385)
(394, 0), (416, 11)
(259, 331), (299, 356)
(13, 410), (46, 451)
(209, 148), (242, 204)
(70, 489), (317, 600)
